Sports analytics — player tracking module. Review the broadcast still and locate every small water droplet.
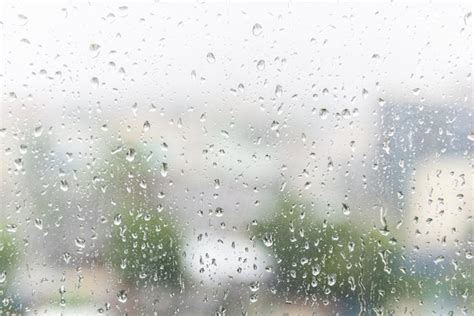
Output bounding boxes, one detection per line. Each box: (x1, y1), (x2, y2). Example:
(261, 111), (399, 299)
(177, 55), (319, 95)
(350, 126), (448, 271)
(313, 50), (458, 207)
(275, 85), (283, 98)
(113, 214), (122, 225)
(263, 232), (273, 247)
(256, 60), (265, 71)
(160, 162), (168, 177)
(34, 125), (43, 137)
(328, 273), (337, 286)
(342, 203), (350, 215)
(252, 23), (263, 36)
(126, 148), (136, 162)
(8, 92), (17, 102)
(362, 89), (369, 98)
(319, 108), (329, 120)
(75, 237), (86, 248)
(117, 290), (128, 303)
(0, 272), (6, 284)
(60, 180), (69, 192)
(34, 218), (43, 230)
(206, 52), (216, 63)
(91, 77), (99, 88)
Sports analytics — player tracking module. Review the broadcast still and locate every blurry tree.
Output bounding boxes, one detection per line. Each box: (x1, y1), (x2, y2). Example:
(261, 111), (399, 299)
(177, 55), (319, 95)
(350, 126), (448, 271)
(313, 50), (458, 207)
(251, 197), (404, 313)
(0, 228), (20, 313)
(100, 142), (183, 288)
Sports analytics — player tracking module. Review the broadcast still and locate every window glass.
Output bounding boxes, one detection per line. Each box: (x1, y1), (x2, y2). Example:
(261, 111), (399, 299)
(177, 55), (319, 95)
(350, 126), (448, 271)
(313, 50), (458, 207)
(1, 1), (472, 314)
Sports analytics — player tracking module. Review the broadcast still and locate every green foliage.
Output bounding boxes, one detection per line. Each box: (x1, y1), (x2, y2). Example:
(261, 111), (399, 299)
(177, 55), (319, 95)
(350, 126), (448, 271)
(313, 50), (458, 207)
(252, 199), (402, 311)
(0, 229), (17, 278)
(110, 209), (182, 287)
(101, 142), (183, 287)
(0, 228), (19, 313)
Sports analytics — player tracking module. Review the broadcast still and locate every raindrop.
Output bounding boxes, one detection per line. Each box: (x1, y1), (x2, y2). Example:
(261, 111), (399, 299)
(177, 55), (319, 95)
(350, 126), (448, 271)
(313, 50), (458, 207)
(0, 272), (6, 284)
(252, 23), (263, 36)
(125, 148), (136, 162)
(8, 92), (17, 102)
(257, 59), (265, 71)
(62, 252), (72, 264)
(275, 85), (283, 98)
(91, 77), (99, 88)
(75, 237), (86, 248)
(206, 52), (216, 63)
(60, 180), (69, 192)
(328, 273), (337, 286)
(113, 214), (122, 225)
(160, 162), (168, 177)
(34, 218), (43, 230)
(342, 203), (350, 215)
(319, 108), (329, 120)
(117, 290), (127, 303)
(362, 89), (369, 98)
(263, 232), (273, 247)
(34, 125), (43, 137)
(249, 281), (260, 292)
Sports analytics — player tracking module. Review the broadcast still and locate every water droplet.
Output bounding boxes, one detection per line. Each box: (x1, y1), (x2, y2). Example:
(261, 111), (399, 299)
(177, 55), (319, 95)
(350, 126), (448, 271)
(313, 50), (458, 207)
(0, 272), (6, 284)
(319, 108), (329, 120)
(275, 85), (283, 98)
(270, 120), (279, 130)
(125, 148), (136, 162)
(63, 252), (72, 264)
(312, 264), (321, 276)
(60, 180), (69, 192)
(249, 293), (258, 303)
(91, 77), (99, 88)
(263, 232), (273, 247)
(252, 23), (263, 36)
(143, 120), (150, 132)
(8, 92), (17, 102)
(328, 273), (337, 286)
(6, 224), (17, 233)
(113, 214), (122, 225)
(342, 203), (350, 215)
(434, 255), (445, 264)
(34, 125), (43, 137)
(249, 281), (260, 292)
(206, 52), (216, 63)
(160, 162), (168, 177)
(117, 290), (127, 303)
(215, 207), (224, 217)
(89, 43), (101, 57)
(75, 237), (86, 248)
(362, 89), (369, 98)
(256, 59), (265, 71)
(34, 218), (43, 230)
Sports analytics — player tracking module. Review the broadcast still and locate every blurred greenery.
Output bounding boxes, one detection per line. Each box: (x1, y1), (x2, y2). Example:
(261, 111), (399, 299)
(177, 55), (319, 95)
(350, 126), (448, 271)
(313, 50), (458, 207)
(0, 228), (20, 313)
(251, 198), (403, 312)
(110, 209), (182, 287)
(0, 229), (17, 277)
(101, 142), (183, 287)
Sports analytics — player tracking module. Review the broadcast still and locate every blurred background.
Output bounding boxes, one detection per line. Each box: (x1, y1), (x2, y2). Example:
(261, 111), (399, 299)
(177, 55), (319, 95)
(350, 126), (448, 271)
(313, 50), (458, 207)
(0, 1), (472, 315)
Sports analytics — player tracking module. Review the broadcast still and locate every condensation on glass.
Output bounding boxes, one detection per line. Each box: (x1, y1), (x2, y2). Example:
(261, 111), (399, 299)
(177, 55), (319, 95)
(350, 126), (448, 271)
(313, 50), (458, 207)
(0, 2), (472, 315)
